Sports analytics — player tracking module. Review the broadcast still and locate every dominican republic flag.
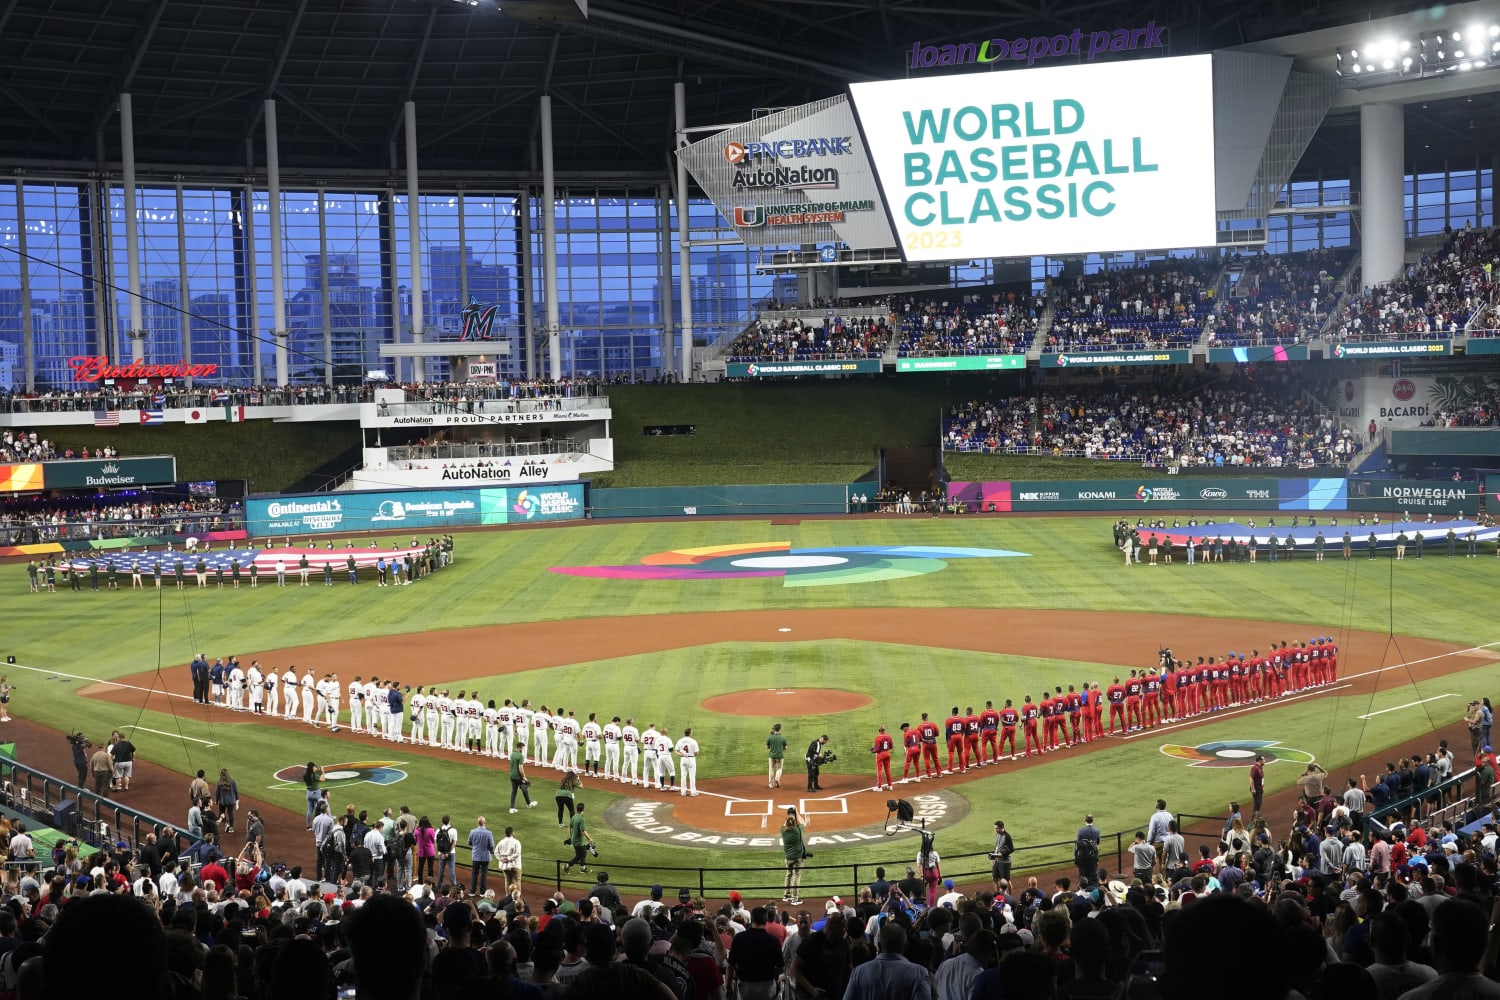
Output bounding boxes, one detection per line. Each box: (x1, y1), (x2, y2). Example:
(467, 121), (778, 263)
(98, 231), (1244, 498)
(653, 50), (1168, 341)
(139, 408), (164, 425)
(92, 409), (120, 427)
(223, 404), (245, 423)
(209, 391), (230, 404)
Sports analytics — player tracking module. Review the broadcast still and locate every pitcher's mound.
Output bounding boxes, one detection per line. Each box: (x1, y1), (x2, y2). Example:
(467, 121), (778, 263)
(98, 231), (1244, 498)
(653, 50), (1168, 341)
(701, 688), (871, 716)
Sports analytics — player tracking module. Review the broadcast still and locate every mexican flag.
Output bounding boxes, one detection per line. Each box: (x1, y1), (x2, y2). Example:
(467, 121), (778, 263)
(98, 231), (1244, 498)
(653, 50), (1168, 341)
(223, 404), (245, 422)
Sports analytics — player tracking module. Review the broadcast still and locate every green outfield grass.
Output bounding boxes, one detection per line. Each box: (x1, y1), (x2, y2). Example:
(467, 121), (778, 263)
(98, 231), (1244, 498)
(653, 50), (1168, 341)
(3, 515), (1496, 878)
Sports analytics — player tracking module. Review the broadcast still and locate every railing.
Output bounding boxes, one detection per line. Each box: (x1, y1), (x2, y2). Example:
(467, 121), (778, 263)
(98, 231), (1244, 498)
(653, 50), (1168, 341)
(725, 351), (885, 362)
(385, 440), (583, 463)
(940, 443), (1340, 471)
(0, 387), (378, 411)
(375, 396), (608, 418)
(1364, 767), (1478, 834)
(1, 511), (245, 546)
(0, 756), (198, 859)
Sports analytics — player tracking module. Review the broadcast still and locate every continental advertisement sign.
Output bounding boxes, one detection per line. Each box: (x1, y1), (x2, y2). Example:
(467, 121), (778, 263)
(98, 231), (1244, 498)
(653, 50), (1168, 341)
(896, 355), (1026, 373)
(1037, 349), (1190, 368)
(725, 359), (882, 378)
(946, 476), (1476, 513)
(0, 456), (177, 493)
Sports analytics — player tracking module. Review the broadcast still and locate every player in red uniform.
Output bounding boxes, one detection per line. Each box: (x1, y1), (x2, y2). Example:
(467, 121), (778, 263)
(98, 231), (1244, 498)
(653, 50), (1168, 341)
(979, 701), (1001, 764)
(1065, 685), (1084, 745)
(1106, 678), (1127, 735)
(944, 707), (965, 773)
(899, 722), (923, 781)
(1228, 657), (1244, 705)
(872, 725), (894, 791)
(1039, 694), (1056, 752)
(963, 707), (981, 770)
(918, 713), (940, 777)
(1161, 663), (1178, 722)
(999, 700), (1019, 759)
(1020, 696), (1041, 757)
(1089, 683), (1105, 738)
(1142, 672), (1161, 728)
(1124, 671), (1144, 731)
(1050, 687), (1069, 748)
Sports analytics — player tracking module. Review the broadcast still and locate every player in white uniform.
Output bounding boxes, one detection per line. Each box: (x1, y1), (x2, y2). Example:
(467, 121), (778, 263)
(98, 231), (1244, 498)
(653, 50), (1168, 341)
(386, 683), (404, 741)
(265, 666), (279, 717)
(247, 663), (264, 714)
(466, 696), (483, 753)
(621, 718), (640, 784)
(437, 691), (456, 749)
(281, 667), (298, 719)
(581, 714), (603, 777)
(227, 663), (245, 712)
(498, 700), (515, 755)
(602, 717), (622, 780)
(366, 678), (385, 738)
(531, 704), (551, 766)
(548, 709), (567, 769)
(321, 673), (341, 731)
(655, 722), (677, 790)
(484, 700), (501, 757)
(300, 668), (316, 725)
(514, 701), (532, 759)
(409, 687), (427, 744)
(424, 688), (440, 746)
(641, 724), (661, 789)
(561, 711), (581, 771)
(347, 676), (365, 733)
(675, 729), (700, 796)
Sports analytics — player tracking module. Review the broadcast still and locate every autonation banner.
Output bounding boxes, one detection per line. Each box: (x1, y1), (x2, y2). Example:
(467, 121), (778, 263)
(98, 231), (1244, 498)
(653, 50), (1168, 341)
(246, 484), (586, 536)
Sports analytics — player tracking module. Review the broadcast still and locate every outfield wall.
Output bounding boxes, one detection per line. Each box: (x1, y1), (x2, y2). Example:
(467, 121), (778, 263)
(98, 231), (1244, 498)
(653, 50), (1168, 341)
(947, 477), (1481, 513)
(244, 483), (587, 536)
(589, 483), (851, 519)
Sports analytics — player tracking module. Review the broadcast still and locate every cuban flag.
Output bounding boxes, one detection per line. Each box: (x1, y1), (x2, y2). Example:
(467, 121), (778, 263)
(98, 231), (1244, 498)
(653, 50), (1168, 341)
(209, 391), (230, 405)
(139, 408), (164, 425)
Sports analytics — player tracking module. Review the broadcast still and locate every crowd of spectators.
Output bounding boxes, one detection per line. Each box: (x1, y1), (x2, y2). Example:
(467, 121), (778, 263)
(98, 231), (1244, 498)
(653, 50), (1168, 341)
(0, 430), (121, 464)
(943, 376), (1362, 468)
(727, 315), (891, 362)
(1211, 249), (1357, 347)
(1042, 260), (1219, 353)
(1327, 224), (1498, 343)
(0, 494), (238, 546)
(896, 292), (1042, 357)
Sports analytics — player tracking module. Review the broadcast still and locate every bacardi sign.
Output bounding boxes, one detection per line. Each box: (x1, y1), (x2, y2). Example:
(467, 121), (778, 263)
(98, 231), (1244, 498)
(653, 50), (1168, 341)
(69, 356), (220, 382)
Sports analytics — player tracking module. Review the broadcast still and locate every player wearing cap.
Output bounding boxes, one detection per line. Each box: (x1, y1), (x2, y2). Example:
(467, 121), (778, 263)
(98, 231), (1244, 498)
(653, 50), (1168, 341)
(1020, 696), (1041, 757)
(899, 723), (922, 781)
(531, 703), (551, 767)
(656, 723), (678, 791)
(347, 676), (365, 734)
(943, 707), (965, 774)
(621, 717), (641, 785)
(484, 700), (501, 757)
(409, 687), (427, 745)
(1106, 677), (1126, 736)
(1124, 671), (1144, 732)
(998, 700), (1019, 759)
(582, 713), (603, 776)
(641, 722), (661, 789)
(978, 701), (1000, 764)
(962, 707), (981, 771)
(602, 716), (622, 780)
(871, 726), (893, 791)
(917, 713), (940, 777)
(675, 728), (700, 796)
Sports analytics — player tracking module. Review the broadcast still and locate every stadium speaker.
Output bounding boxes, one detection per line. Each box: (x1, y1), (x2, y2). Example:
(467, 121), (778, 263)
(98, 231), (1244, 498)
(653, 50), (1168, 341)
(54, 798), (78, 835)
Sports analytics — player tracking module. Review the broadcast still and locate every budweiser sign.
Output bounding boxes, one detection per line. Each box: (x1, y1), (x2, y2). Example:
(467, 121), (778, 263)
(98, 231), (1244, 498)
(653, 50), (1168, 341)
(69, 356), (219, 382)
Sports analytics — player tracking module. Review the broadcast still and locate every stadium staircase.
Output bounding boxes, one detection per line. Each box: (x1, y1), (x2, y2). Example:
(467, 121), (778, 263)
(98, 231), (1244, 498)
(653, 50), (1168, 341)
(1027, 288), (1060, 362)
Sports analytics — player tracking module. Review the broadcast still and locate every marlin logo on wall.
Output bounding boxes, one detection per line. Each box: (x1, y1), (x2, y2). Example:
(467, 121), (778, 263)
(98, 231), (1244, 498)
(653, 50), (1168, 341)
(459, 296), (500, 341)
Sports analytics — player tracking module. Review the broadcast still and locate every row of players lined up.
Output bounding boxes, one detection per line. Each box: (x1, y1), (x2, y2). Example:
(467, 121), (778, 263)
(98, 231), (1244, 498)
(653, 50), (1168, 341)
(188, 661), (705, 793)
(864, 638), (1341, 788)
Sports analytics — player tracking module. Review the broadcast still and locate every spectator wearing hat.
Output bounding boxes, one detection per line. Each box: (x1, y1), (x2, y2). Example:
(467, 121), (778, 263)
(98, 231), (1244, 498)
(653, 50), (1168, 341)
(632, 884), (665, 920)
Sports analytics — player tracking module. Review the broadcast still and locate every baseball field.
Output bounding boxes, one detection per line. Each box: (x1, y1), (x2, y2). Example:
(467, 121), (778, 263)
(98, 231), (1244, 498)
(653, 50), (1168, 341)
(7, 513), (1498, 896)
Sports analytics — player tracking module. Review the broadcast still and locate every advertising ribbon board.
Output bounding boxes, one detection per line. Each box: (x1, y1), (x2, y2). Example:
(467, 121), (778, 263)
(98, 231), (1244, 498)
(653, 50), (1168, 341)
(246, 484), (587, 536)
(1037, 349), (1190, 369)
(1328, 341), (1452, 359)
(947, 477), (1280, 512)
(1464, 337), (1500, 355)
(42, 457), (178, 491)
(1345, 479), (1477, 514)
(1206, 345), (1311, 364)
(725, 359), (882, 378)
(896, 355), (1027, 372)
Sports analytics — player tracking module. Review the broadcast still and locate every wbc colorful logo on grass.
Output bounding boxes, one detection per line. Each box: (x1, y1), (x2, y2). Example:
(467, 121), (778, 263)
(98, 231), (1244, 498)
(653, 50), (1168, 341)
(1160, 740), (1314, 768)
(551, 542), (1027, 588)
(270, 761), (408, 790)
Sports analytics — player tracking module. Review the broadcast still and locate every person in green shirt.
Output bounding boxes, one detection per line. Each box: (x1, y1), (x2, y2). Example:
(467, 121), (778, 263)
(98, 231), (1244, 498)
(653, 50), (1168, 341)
(230, 561), (241, 588)
(105, 560), (118, 590)
(152, 560), (163, 588)
(249, 562), (259, 588)
(195, 557), (208, 587)
(562, 802), (593, 874)
(508, 747), (535, 812)
(766, 723), (788, 789)
(214, 564), (225, 588)
(1414, 530), (1424, 559)
(88, 562), (99, 591)
(780, 806), (809, 905)
(298, 553), (310, 587)
(1314, 531), (1325, 562)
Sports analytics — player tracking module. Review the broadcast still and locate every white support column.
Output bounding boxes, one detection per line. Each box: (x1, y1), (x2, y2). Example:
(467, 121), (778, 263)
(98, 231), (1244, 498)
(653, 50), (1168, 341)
(404, 101), (426, 382)
(540, 95), (561, 380)
(265, 99), (289, 385)
(520, 190), (536, 379)
(176, 181), (192, 385)
(120, 93), (144, 363)
(674, 81), (693, 383)
(244, 183), (263, 385)
(658, 180), (674, 379)
(1360, 102), (1405, 287)
(16, 178), (33, 390)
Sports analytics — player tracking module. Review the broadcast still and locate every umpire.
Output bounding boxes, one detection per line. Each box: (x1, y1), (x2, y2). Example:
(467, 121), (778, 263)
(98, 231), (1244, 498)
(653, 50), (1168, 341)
(805, 735), (828, 792)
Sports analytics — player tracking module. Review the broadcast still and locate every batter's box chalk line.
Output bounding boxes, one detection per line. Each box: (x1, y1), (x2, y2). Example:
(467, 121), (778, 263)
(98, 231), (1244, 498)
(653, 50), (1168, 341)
(724, 798), (775, 817)
(797, 797), (849, 815)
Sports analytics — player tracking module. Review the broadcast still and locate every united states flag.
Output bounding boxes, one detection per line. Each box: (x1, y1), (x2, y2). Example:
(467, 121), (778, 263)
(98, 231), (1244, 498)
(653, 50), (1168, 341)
(92, 409), (120, 427)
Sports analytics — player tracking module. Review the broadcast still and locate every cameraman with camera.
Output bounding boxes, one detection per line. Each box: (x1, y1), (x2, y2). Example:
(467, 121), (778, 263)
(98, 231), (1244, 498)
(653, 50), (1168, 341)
(805, 735), (831, 792)
(67, 732), (91, 788)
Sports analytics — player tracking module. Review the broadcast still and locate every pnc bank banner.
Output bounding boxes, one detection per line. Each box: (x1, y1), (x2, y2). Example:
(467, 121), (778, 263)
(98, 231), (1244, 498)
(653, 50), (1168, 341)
(246, 483), (586, 536)
(848, 55), (1216, 262)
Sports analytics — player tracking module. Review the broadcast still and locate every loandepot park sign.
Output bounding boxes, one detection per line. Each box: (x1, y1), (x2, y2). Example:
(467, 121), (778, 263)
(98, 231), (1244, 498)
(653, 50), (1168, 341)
(848, 55), (1216, 261)
(907, 23), (1168, 71)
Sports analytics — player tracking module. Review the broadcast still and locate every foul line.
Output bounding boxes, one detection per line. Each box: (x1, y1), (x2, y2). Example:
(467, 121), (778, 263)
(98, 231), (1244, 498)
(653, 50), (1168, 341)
(1357, 694), (1459, 720)
(1121, 684), (1354, 740)
(6, 660), (196, 703)
(121, 724), (219, 747)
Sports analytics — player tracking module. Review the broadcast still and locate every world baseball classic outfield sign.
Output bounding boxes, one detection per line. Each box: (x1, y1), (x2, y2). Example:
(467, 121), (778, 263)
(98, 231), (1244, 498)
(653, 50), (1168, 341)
(603, 790), (967, 851)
